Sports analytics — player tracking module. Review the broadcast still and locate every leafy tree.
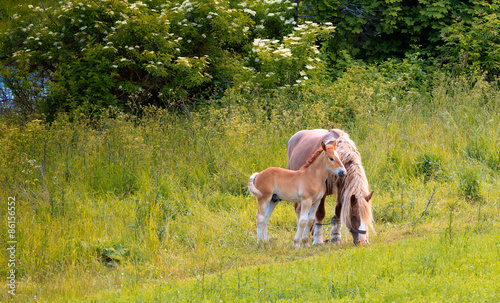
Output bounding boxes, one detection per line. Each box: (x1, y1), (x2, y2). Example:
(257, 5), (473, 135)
(299, 0), (499, 64)
(440, 9), (500, 78)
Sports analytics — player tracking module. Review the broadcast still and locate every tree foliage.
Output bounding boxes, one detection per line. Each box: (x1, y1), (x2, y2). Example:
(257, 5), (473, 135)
(440, 10), (500, 78)
(1, 0), (499, 119)
(300, 0), (500, 65)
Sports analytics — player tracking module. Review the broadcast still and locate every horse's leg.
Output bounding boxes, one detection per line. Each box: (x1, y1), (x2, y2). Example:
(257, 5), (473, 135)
(312, 195), (326, 246)
(330, 195), (343, 243)
(256, 197), (272, 248)
(293, 202), (300, 221)
(294, 199), (312, 249)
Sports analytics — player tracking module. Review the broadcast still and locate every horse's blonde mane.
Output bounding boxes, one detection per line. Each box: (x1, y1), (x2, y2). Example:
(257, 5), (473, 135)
(335, 133), (374, 234)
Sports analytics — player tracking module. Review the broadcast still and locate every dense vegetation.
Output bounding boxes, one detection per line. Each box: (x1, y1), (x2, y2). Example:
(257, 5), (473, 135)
(1, 0), (500, 118)
(0, 0), (499, 302)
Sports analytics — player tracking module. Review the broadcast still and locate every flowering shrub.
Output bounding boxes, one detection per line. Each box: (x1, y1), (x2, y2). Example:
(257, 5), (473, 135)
(243, 21), (335, 89)
(3, 1), (209, 117)
(1, 0), (333, 118)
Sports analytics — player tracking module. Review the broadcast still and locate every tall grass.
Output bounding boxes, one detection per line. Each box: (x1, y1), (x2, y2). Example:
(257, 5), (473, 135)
(0, 70), (499, 301)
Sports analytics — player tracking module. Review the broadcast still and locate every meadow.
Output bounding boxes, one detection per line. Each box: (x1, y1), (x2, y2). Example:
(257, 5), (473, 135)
(1, 67), (500, 302)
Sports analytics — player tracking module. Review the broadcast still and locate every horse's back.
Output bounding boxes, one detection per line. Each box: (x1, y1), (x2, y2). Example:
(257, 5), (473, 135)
(287, 129), (344, 170)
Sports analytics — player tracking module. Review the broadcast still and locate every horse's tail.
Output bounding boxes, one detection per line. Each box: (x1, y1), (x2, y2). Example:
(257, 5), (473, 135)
(248, 173), (262, 198)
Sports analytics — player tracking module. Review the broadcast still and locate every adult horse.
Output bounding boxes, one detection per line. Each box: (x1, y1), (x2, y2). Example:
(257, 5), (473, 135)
(287, 129), (374, 245)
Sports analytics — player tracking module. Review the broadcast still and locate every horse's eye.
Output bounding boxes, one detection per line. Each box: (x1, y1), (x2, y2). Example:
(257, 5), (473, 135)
(329, 157), (334, 161)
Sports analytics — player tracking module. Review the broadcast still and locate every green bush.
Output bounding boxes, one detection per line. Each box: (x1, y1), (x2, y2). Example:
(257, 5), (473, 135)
(440, 11), (500, 79)
(459, 166), (482, 201)
(414, 152), (442, 182)
(1, 0), (333, 118)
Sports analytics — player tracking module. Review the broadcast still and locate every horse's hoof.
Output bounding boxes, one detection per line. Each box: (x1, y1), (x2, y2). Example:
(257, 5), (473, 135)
(312, 240), (325, 246)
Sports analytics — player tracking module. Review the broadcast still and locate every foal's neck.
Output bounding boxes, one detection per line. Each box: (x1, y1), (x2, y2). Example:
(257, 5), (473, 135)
(303, 153), (329, 181)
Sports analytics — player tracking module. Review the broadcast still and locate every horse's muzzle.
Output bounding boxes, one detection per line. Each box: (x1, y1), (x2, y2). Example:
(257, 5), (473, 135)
(337, 169), (345, 178)
(351, 229), (368, 246)
(352, 232), (359, 245)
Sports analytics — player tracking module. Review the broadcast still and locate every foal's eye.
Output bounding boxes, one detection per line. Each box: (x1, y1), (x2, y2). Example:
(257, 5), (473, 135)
(329, 157), (334, 161)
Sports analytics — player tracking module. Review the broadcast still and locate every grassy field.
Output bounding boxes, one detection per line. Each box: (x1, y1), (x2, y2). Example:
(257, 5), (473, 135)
(91, 229), (500, 302)
(1, 69), (500, 302)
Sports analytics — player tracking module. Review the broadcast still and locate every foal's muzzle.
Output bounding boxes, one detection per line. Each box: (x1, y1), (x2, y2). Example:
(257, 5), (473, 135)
(337, 168), (345, 178)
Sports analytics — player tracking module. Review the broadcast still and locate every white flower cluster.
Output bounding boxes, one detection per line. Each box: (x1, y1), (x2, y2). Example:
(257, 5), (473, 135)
(176, 57), (191, 67)
(170, 0), (196, 13)
(243, 18), (336, 88)
(252, 38), (278, 53)
(207, 12), (219, 19)
(145, 60), (164, 70)
(128, 1), (147, 11)
(272, 47), (292, 57)
(243, 8), (256, 16)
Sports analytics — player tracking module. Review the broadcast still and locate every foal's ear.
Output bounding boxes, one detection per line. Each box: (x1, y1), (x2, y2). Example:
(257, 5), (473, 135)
(365, 191), (374, 202)
(321, 141), (326, 151)
(331, 140), (338, 149)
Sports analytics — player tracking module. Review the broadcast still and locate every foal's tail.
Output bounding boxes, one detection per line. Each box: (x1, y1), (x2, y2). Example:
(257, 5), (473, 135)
(248, 173), (262, 198)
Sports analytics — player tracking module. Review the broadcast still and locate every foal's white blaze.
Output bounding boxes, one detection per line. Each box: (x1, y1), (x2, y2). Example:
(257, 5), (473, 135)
(332, 151), (345, 176)
(358, 219), (368, 245)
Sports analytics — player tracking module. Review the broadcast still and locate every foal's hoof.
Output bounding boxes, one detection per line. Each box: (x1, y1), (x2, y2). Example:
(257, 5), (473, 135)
(312, 240), (325, 246)
(330, 236), (342, 244)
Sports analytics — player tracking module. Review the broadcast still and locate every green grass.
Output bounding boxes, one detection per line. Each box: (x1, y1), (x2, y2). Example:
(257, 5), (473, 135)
(1, 71), (500, 302)
(92, 228), (500, 302)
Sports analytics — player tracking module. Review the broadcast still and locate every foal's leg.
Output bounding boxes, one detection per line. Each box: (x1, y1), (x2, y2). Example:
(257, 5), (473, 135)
(330, 195), (343, 243)
(294, 199), (312, 249)
(256, 196), (272, 248)
(305, 200), (321, 247)
(262, 199), (278, 246)
(312, 196), (326, 246)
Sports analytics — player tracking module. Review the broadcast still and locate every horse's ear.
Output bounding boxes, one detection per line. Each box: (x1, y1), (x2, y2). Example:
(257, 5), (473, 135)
(321, 141), (326, 151)
(365, 191), (374, 202)
(331, 140), (338, 149)
(355, 151), (361, 158)
(350, 195), (357, 206)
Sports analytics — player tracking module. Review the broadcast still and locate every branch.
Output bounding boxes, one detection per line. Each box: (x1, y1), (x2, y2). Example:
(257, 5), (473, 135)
(420, 186), (437, 217)
(39, 0), (59, 27)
